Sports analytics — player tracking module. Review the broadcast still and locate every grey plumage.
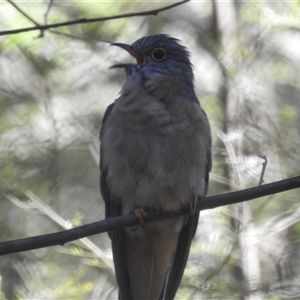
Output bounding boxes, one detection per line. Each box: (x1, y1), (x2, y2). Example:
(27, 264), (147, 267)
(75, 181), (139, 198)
(100, 34), (211, 300)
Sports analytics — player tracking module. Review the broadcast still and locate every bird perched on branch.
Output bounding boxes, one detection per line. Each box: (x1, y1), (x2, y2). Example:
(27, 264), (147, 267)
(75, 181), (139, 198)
(100, 34), (211, 300)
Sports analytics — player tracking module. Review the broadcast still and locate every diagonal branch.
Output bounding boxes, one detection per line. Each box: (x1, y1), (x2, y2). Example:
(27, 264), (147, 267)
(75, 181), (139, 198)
(44, 0), (54, 25)
(6, 0), (45, 37)
(0, 0), (189, 36)
(6, 0), (40, 27)
(0, 175), (300, 256)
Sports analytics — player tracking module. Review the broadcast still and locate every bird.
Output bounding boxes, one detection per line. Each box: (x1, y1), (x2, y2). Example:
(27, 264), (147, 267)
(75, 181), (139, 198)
(100, 34), (211, 300)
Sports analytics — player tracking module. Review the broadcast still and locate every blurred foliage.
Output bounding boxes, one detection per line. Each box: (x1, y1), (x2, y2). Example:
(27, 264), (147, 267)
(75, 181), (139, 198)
(0, 0), (300, 299)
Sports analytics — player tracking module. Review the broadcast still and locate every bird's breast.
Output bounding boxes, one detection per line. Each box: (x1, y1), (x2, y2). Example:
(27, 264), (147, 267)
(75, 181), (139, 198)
(102, 90), (209, 214)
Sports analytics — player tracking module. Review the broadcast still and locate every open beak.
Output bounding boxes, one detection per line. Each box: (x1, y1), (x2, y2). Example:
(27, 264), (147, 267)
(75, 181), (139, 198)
(110, 42), (146, 65)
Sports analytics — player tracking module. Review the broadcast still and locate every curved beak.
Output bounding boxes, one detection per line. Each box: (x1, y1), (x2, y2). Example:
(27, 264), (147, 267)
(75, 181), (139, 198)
(110, 42), (146, 64)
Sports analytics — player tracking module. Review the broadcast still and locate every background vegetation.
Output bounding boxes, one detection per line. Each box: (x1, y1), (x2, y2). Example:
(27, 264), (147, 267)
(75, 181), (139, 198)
(0, 1), (300, 299)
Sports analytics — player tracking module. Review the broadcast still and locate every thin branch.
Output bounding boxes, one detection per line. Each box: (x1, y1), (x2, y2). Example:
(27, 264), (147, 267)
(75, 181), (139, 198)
(258, 155), (268, 185)
(6, 0), (40, 27)
(6, 0), (45, 37)
(0, 175), (300, 256)
(0, 0), (189, 36)
(6, 0), (110, 42)
(44, 0), (54, 25)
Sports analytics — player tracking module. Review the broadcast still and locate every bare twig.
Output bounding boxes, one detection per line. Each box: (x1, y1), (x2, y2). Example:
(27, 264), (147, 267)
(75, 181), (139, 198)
(6, 0), (40, 27)
(0, 175), (300, 256)
(44, 0), (54, 25)
(258, 155), (268, 186)
(0, 0), (189, 36)
(6, 0), (45, 37)
(6, 0), (111, 42)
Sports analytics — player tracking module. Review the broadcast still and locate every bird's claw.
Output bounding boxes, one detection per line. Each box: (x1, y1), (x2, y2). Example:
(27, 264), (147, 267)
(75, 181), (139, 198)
(133, 208), (147, 228)
(186, 201), (195, 216)
(182, 202), (195, 225)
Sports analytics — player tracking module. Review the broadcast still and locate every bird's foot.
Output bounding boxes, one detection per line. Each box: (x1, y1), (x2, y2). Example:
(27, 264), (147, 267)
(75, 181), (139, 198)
(182, 202), (195, 225)
(132, 208), (147, 229)
(185, 201), (195, 216)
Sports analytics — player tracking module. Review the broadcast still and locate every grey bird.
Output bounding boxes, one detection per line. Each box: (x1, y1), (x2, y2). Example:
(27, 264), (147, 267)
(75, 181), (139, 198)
(100, 34), (211, 300)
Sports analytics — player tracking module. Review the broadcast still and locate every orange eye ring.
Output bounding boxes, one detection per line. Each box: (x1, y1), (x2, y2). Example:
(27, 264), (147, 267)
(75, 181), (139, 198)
(151, 48), (167, 61)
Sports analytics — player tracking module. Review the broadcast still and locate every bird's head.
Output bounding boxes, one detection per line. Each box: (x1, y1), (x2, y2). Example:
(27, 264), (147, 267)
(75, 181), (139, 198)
(111, 34), (196, 100)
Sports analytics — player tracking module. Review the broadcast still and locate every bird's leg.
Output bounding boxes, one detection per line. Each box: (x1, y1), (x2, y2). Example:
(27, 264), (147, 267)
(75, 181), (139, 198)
(132, 208), (147, 229)
(182, 201), (195, 225)
(186, 201), (195, 216)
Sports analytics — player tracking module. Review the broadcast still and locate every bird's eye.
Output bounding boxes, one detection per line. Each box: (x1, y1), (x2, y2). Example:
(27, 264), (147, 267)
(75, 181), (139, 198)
(151, 48), (166, 61)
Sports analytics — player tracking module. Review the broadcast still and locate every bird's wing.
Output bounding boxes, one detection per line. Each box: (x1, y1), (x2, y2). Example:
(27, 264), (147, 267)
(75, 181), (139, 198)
(110, 215), (132, 300)
(162, 121), (212, 300)
(99, 103), (115, 220)
(161, 211), (200, 300)
(100, 103), (132, 299)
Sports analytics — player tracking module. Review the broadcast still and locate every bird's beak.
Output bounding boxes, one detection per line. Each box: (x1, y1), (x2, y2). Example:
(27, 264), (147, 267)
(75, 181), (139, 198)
(110, 42), (146, 65)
